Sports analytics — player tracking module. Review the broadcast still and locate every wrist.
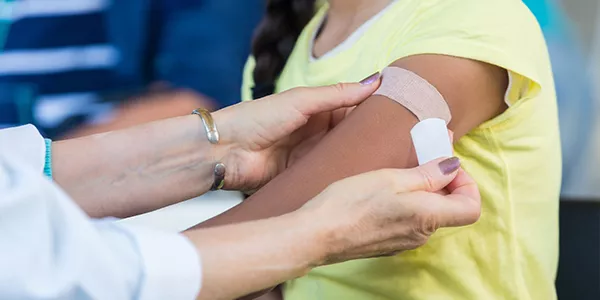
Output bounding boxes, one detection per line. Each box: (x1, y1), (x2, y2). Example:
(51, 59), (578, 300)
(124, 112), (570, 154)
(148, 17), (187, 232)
(175, 114), (233, 193)
(182, 113), (229, 156)
(185, 212), (326, 299)
(210, 109), (244, 190)
(284, 210), (331, 272)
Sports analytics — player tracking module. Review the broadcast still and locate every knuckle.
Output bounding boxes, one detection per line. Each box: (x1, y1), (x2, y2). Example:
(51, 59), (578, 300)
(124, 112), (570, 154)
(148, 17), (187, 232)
(410, 211), (438, 245)
(328, 82), (356, 106)
(411, 235), (431, 250)
(416, 167), (436, 192)
(331, 82), (347, 93)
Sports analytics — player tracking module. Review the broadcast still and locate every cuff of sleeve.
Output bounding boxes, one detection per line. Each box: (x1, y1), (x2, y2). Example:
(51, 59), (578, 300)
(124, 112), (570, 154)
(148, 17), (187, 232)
(0, 124), (45, 172)
(44, 139), (53, 179)
(121, 225), (202, 300)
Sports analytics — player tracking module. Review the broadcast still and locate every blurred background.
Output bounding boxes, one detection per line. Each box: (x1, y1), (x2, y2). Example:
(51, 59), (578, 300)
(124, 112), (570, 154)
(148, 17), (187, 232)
(532, 1), (600, 299)
(0, 0), (599, 299)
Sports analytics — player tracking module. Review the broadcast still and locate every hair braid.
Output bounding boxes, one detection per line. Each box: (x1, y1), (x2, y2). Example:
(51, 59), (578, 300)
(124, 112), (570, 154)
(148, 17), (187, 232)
(251, 0), (317, 99)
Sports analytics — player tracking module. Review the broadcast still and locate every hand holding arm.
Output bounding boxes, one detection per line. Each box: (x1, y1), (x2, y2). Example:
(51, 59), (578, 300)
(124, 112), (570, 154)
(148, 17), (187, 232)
(51, 79), (380, 218)
(187, 158), (480, 300)
(195, 54), (507, 228)
(0, 136), (479, 300)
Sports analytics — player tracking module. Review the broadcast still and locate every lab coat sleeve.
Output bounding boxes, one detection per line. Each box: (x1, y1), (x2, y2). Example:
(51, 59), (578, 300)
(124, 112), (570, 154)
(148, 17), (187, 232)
(0, 124), (45, 173)
(0, 128), (202, 300)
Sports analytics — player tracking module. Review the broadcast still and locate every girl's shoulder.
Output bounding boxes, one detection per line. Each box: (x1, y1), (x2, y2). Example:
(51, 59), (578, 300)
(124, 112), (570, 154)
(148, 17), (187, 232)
(371, 0), (556, 133)
(374, 0), (551, 104)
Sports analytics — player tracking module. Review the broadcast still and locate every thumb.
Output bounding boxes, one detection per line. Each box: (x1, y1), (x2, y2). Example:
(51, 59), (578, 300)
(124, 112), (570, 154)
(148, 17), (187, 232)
(391, 157), (461, 193)
(284, 72), (381, 117)
(422, 168), (482, 228)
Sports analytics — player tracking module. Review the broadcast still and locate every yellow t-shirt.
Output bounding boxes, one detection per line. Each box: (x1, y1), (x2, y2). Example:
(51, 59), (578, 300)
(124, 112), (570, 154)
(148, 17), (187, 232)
(242, 0), (561, 299)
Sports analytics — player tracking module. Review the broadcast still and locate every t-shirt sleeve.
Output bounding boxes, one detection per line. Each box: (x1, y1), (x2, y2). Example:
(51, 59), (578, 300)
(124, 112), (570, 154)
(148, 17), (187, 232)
(385, 0), (548, 107)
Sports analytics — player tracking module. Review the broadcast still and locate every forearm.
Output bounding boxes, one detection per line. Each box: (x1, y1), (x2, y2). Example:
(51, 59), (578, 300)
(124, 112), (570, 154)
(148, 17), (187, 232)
(53, 115), (230, 218)
(0, 153), (201, 300)
(185, 212), (323, 300)
(193, 56), (507, 228)
(190, 96), (417, 300)
(194, 96), (418, 227)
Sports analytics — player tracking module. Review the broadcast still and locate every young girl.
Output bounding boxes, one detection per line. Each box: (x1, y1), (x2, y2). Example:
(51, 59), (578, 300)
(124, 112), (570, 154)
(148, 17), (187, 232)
(202, 0), (561, 299)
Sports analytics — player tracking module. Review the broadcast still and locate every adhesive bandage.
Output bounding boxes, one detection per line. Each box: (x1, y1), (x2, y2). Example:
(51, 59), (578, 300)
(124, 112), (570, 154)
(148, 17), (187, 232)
(374, 67), (453, 165)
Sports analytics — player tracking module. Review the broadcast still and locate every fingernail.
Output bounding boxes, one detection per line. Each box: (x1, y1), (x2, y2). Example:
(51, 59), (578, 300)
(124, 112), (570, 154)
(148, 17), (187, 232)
(439, 157), (460, 175)
(360, 72), (380, 85)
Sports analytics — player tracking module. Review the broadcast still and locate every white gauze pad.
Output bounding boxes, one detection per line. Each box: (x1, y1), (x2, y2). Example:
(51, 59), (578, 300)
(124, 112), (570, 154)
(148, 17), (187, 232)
(374, 67), (453, 165)
(410, 118), (453, 165)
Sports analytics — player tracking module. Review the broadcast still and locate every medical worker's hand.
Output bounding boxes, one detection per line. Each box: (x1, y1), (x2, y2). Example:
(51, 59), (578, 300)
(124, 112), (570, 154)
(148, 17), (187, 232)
(213, 73), (381, 192)
(300, 157), (480, 262)
(191, 157), (481, 300)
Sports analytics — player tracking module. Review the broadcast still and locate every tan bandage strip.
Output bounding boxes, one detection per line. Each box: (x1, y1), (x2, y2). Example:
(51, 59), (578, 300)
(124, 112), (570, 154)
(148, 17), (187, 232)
(374, 67), (452, 123)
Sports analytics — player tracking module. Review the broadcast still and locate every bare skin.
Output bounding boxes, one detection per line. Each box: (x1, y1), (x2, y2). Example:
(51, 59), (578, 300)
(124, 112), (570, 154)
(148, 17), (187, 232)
(191, 158), (480, 300)
(193, 1), (507, 299)
(51, 81), (381, 218)
(44, 80), (481, 300)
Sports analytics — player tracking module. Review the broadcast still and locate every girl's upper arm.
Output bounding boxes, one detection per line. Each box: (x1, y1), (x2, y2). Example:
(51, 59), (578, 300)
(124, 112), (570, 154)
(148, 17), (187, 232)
(390, 54), (508, 139)
(193, 55), (509, 228)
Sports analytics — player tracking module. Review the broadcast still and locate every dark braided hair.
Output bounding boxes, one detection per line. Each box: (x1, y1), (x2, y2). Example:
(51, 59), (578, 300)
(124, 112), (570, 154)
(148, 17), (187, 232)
(251, 0), (317, 99)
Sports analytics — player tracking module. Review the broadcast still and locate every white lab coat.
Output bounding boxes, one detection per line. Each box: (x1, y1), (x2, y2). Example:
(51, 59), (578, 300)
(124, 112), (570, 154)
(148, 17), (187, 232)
(0, 125), (201, 300)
